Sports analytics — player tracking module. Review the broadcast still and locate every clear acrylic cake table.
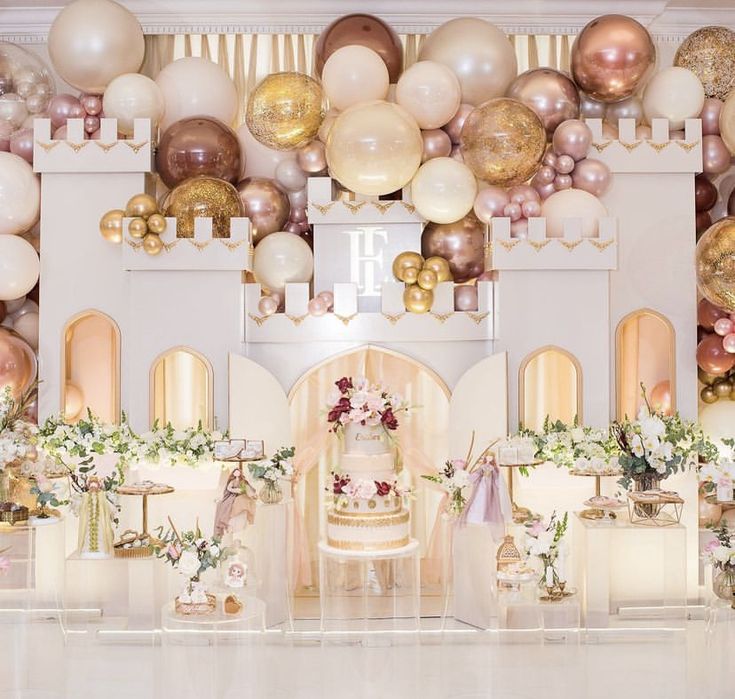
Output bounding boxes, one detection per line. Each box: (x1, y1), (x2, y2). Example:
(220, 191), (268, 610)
(318, 539), (421, 633)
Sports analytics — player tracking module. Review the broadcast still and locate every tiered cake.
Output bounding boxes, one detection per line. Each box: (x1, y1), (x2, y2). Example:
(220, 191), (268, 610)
(327, 422), (409, 552)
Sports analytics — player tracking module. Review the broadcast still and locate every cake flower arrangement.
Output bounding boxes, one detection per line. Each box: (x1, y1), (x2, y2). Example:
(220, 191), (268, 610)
(326, 377), (409, 437)
(331, 471), (408, 509)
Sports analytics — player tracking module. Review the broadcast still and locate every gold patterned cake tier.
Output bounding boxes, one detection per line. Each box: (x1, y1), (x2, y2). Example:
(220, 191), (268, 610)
(326, 508), (410, 551)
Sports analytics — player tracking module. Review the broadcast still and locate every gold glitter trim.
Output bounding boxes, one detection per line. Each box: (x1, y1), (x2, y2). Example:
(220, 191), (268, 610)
(466, 311), (489, 325)
(619, 140), (641, 152)
(35, 140), (61, 152)
(124, 140), (149, 154)
(382, 312), (405, 325)
(343, 201), (366, 214)
(309, 201), (334, 215)
(498, 239), (520, 252)
(66, 141), (89, 153)
(558, 239), (583, 251)
(94, 141), (118, 153)
(335, 313), (357, 326)
(248, 313), (270, 327)
(186, 239), (209, 251)
(372, 201), (394, 214)
(430, 312), (452, 323)
(646, 140), (670, 152)
(587, 238), (615, 251)
(591, 141), (613, 152)
(326, 536), (410, 551)
(528, 240), (551, 252)
(328, 511), (408, 528)
(675, 139), (700, 152)
(286, 314), (307, 326)
(335, 502), (402, 517)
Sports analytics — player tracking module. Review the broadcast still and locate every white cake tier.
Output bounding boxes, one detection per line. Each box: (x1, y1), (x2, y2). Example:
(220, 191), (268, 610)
(326, 506), (410, 552)
(333, 494), (402, 516)
(343, 422), (390, 455)
(339, 452), (395, 482)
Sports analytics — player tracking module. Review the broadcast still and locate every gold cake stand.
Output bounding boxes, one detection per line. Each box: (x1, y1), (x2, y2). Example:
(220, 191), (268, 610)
(499, 461), (544, 524)
(115, 483), (174, 557)
(570, 470), (623, 520)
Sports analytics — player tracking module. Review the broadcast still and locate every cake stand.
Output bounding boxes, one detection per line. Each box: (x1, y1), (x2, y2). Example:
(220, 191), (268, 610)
(499, 461), (543, 524)
(570, 469), (623, 520)
(115, 483), (174, 556)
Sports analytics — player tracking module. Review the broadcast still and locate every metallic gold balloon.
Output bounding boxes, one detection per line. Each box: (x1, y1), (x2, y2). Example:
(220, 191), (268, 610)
(246, 72), (324, 151)
(417, 268), (438, 291)
(571, 14), (656, 103)
(424, 256), (453, 282)
(675, 26), (735, 101)
(696, 216), (735, 311)
(714, 379), (733, 397)
(403, 267), (419, 285)
(459, 98), (545, 187)
(147, 213), (167, 235)
(701, 385), (718, 404)
(125, 192), (158, 219)
(128, 216), (148, 239)
(392, 251), (424, 281)
(142, 233), (163, 256)
(404, 284), (433, 313)
(99, 208), (124, 244)
(163, 175), (244, 238)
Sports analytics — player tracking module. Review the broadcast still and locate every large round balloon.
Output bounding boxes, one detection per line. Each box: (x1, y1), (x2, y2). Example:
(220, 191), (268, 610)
(252, 231), (314, 296)
(571, 14), (656, 103)
(0, 152), (39, 235)
(506, 69), (580, 136)
(103, 73), (165, 136)
(700, 400), (735, 446)
(314, 14), (403, 83)
(162, 175), (244, 239)
(236, 177), (290, 244)
(156, 117), (241, 189)
(675, 26), (735, 101)
(0, 234), (38, 301)
(642, 67), (705, 131)
(396, 61), (462, 130)
(47, 0), (144, 93)
(421, 213), (485, 283)
(719, 90), (735, 155)
(156, 57), (238, 132)
(326, 101), (422, 196)
(696, 216), (735, 312)
(321, 46), (389, 112)
(419, 18), (517, 106)
(246, 72), (324, 151)
(0, 42), (55, 130)
(411, 157), (477, 224)
(460, 98), (545, 187)
(0, 327), (36, 400)
(541, 188), (608, 238)
(236, 122), (291, 180)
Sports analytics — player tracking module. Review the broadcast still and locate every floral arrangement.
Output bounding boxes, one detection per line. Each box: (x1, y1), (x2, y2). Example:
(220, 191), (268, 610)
(525, 511), (569, 588)
(331, 471), (407, 505)
(155, 518), (232, 582)
(134, 420), (225, 468)
(326, 376), (408, 435)
(421, 459), (473, 516)
(611, 386), (717, 490)
(703, 524), (735, 573)
(248, 446), (295, 484)
(30, 474), (67, 519)
(0, 383), (38, 474)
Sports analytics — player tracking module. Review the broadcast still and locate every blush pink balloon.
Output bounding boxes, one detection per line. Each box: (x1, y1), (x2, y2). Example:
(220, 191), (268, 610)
(702, 134), (732, 175)
(724, 333), (735, 353)
(555, 154), (575, 174)
(297, 140), (327, 173)
(601, 122), (619, 139)
(317, 290), (334, 308)
(289, 206), (307, 224)
(258, 296), (278, 316)
(535, 165), (556, 185)
(89, 128), (102, 140)
(714, 318), (734, 336)
(700, 98), (723, 136)
(504, 202), (522, 221)
(532, 178), (556, 200)
(510, 217), (529, 239)
(669, 130), (685, 140)
(553, 119), (593, 161)
(508, 184), (539, 204)
(443, 103), (473, 144)
(473, 185), (510, 223)
(421, 128), (453, 162)
(454, 285), (478, 311)
(53, 125), (68, 139)
(289, 188), (307, 209)
(543, 149), (558, 168)
(449, 144), (464, 162)
(554, 173), (573, 190)
(284, 222), (302, 235)
(477, 270), (496, 282)
(80, 94), (103, 116)
(522, 200), (541, 217)
(635, 124), (652, 139)
(83, 115), (100, 134)
(308, 296), (328, 316)
(47, 93), (85, 130)
(571, 158), (611, 197)
(9, 128), (34, 164)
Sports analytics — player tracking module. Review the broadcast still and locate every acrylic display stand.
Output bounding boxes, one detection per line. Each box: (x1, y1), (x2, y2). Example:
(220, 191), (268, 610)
(500, 587), (582, 644)
(318, 539), (421, 633)
(573, 512), (687, 636)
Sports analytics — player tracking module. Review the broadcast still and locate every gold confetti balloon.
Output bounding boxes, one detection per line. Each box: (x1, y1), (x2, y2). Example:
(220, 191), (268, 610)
(459, 98), (545, 187)
(675, 26), (735, 100)
(163, 175), (244, 238)
(246, 72), (325, 151)
(696, 216), (735, 311)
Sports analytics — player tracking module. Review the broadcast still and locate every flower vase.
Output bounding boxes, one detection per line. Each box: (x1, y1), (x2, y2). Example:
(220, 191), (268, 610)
(175, 576), (216, 616)
(632, 472), (663, 517)
(713, 568), (735, 609)
(260, 480), (283, 505)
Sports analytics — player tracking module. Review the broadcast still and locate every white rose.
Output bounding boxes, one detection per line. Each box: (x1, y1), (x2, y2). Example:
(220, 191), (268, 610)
(177, 550), (201, 577)
(571, 428), (586, 443)
(714, 546), (731, 563)
(631, 440), (645, 458)
(209, 544), (220, 558)
(640, 414), (665, 439)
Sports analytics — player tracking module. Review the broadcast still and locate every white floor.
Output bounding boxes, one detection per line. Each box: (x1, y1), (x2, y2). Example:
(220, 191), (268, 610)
(1, 616), (733, 699)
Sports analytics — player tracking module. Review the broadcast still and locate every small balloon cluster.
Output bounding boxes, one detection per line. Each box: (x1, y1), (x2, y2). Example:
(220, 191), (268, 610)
(257, 290), (334, 318)
(473, 184), (541, 238)
(697, 298), (735, 404)
(392, 252), (453, 314)
(99, 193), (167, 256)
(47, 92), (104, 142)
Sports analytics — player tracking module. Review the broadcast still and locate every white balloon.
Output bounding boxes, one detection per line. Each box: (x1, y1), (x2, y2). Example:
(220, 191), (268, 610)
(410, 157), (477, 224)
(0, 235), (39, 300)
(156, 58), (238, 131)
(253, 231), (314, 295)
(275, 158), (308, 193)
(642, 67), (705, 131)
(700, 401), (735, 454)
(0, 152), (40, 235)
(321, 46), (389, 112)
(103, 73), (165, 136)
(396, 61), (462, 130)
(12, 311), (38, 350)
(541, 188), (608, 238)
(236, 121), (293, 179)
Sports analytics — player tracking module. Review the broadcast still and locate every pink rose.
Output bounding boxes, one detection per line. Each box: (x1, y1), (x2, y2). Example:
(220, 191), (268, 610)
(704, 539), (720, 553)
(451, 459), (467, 471)
(0, 557), (9, 575)
(528, 520), (546, 537)
(167, 544), (181, 560)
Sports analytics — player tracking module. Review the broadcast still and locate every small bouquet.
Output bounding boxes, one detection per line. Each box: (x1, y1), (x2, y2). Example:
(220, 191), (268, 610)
(525, 511), (569, 591)
(421, 459), (473, 517)
(326, 376), (409, 435)
(248, 446), (295, 484)
(30, 474), (67, 520)
(703, 524), (735, 573)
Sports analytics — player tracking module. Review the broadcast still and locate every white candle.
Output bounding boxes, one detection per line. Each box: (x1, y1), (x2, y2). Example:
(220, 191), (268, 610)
(545, 565), (554, 588)
(556, 553), (566, 583)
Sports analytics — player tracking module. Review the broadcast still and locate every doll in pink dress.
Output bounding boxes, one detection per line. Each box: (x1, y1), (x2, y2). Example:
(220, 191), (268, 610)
(214, 468), (257, 537)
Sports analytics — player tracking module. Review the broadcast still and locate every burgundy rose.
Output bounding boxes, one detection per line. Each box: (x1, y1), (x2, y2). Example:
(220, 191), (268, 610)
(333, 474), (350, 495)
(375, 481), (391, 497)
(380, 408), (399, 430)
(335, 377), (353, 394)
(327, 397), (352, 423)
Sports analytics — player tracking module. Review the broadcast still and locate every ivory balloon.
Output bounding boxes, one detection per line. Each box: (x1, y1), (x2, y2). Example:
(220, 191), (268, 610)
(322, 45), (389, 111)
(410, 157), (477, 224)
(396, 61), (462, 130)
(326, 100), (423, 196)
(506, 68), (580, 135)
(103, 73), (165, 136)
(419, 18), (517, 105)
(0, 327), (36, 399)
(700, 400), (735, 449)
(719, 90), (735, 155)
(252, 231), (314, 295)
(48, 0), (144, 93)
(12, 311), (38, 350)
(0, 152), (39, 235)
(156, 57), (238, 131)
(642, 67), (705, 131)
(236, 121), (292, 179)
(541, 189), (608, 238)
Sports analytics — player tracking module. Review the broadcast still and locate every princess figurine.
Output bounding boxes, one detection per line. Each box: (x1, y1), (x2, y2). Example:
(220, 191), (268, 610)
(77, 476), (114, 559)
(214, 468), (257, 537)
